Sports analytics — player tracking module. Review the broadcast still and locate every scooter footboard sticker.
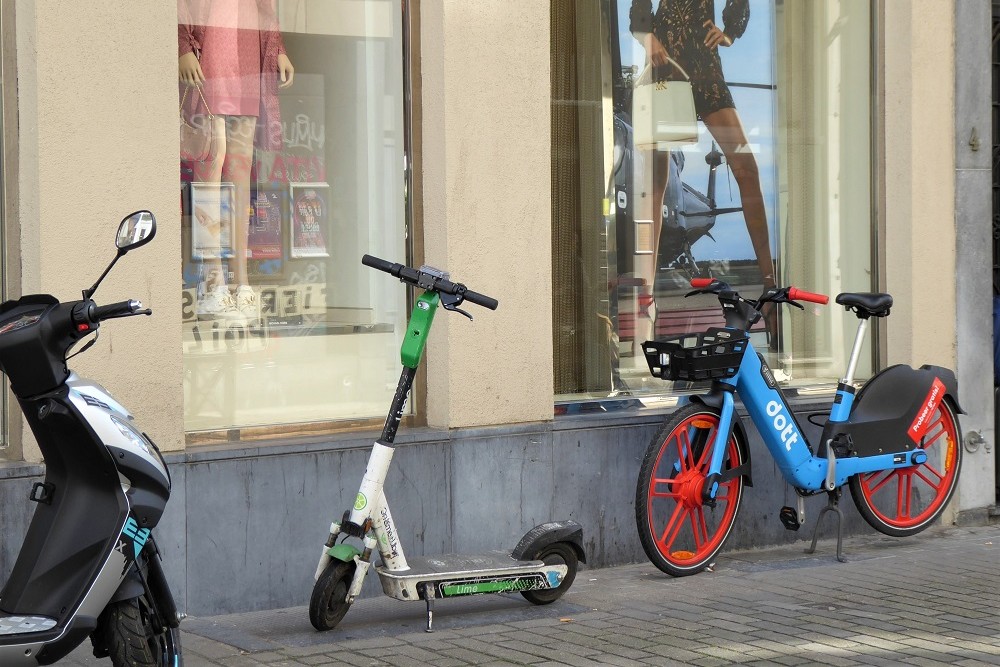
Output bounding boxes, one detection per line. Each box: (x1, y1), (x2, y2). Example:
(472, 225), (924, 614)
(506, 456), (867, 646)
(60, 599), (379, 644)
(908, 378), (946, 444)
(437, 573), (550, 597)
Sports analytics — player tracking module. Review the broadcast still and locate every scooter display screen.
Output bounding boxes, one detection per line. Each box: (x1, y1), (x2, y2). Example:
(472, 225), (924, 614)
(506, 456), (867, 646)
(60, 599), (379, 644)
(0, 309), (45, 336)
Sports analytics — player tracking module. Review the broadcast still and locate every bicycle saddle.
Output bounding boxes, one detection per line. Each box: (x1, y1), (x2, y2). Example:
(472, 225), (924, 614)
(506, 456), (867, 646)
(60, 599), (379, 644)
(835, 292), (893, 319)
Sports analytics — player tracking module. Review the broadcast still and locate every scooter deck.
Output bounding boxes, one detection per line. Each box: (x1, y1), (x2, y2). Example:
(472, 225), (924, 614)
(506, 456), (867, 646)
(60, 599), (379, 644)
(376, 551), (566, 601)
(0, 614), (57, 635)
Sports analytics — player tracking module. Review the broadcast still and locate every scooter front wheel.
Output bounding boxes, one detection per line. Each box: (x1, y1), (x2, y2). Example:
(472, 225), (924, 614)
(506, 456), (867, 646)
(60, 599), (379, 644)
(520, 542), (578, 605)
(849, 399), (962, 537)
(96, 592), (181, 667)
(310, 559), (356, 631)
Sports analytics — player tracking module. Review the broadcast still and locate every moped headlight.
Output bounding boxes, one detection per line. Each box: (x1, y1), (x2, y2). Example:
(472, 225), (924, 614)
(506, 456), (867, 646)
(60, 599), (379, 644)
(110, 414), (150, 455)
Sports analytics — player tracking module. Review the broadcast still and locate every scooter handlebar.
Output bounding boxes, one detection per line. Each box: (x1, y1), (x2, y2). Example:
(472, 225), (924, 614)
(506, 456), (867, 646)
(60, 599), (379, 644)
(361, 254), (499, 310)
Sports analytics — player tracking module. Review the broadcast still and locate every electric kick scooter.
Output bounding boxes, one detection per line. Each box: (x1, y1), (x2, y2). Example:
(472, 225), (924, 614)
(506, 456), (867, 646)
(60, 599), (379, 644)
(310, 255), (585, 633)
(0, 212), (182, 666)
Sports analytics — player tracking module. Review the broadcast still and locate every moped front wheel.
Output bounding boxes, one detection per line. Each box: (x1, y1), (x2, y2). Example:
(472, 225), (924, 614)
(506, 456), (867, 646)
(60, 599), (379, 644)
(309, 560), (356, 631)
(849, 399), (962, 537)
(635, 405), (745, 576)
(97, 592), (181, 667)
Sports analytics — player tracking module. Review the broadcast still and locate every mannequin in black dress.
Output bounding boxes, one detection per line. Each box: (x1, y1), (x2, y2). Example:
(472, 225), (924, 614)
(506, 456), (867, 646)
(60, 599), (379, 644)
(630, 0), (776, 346)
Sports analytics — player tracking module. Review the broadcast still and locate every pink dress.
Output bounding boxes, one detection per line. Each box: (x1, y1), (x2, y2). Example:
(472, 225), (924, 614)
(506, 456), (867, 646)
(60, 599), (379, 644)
(179, 0), (285, 150)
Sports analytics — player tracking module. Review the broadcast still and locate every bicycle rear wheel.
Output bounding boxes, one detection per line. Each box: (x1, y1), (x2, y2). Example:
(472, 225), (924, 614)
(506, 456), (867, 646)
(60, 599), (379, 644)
(849, 399), (962, 537)
(635, 405), (745, 576)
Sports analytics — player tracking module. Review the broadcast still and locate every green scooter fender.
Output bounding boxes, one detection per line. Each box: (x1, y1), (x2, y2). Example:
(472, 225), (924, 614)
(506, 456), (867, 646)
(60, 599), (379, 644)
(327, 543), (362, 563)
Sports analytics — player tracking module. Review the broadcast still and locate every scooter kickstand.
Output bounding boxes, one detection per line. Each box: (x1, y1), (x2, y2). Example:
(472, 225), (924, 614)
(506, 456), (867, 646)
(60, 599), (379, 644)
(422, 585), (435, 633)
(805, 488), (846, 563)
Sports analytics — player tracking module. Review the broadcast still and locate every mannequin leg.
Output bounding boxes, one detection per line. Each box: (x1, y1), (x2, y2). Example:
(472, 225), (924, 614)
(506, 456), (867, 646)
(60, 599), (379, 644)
(701, 108), (778, 349)
(700, 108), (774, 288)
(221, 115), (259, 318)
(633, 146), (671, 353)
(191, 116), (238, 317)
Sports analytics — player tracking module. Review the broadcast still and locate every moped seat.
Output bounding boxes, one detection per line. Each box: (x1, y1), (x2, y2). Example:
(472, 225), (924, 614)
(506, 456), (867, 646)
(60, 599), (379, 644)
(835, 292), (893, 318)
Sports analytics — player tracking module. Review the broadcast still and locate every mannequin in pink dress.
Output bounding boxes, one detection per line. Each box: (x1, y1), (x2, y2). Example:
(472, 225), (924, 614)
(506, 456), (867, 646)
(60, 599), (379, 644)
(179, 0), (294, 319)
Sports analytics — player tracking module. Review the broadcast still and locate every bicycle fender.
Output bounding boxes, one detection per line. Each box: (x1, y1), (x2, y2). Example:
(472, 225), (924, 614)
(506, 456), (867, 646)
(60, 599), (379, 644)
(511, 520), (587, 564)
(689, 392), (753, 487)
(328, 543), (362, 563)
(823, 364), (962, 458)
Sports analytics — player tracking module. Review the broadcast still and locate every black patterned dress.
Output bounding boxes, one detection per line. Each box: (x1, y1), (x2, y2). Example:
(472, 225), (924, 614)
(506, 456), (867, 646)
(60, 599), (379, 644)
(630, 0), (749, 119)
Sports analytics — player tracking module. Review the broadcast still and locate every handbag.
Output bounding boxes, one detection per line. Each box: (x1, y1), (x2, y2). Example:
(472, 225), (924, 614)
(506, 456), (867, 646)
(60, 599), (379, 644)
(179, 85), (217, 163)
(631, 58), (698, 147)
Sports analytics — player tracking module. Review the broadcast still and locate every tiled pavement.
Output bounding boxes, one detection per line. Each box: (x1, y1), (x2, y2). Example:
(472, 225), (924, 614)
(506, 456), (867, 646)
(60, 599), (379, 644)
(65, 524), (1000, 666)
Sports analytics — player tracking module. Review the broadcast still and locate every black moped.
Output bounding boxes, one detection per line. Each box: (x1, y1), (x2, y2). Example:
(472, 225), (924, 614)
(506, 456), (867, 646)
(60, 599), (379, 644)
(0, 212), (182, 665)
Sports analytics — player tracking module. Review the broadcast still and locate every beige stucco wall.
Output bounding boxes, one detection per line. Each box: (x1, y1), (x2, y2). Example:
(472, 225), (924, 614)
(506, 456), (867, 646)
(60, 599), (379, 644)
(420, 0), (554, 429)
(882, 0), (957, 370)
(14, 1), (184, 458)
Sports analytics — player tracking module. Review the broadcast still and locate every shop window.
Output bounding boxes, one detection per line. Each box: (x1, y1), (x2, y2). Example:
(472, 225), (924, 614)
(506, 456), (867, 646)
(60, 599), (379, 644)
(552, 0), (873, 405)
(178, 0), (409, 437)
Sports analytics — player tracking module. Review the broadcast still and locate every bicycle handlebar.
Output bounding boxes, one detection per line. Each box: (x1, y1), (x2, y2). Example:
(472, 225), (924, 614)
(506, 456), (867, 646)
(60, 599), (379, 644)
(787, 288), (829, 305)
(362, 254), (500, 310)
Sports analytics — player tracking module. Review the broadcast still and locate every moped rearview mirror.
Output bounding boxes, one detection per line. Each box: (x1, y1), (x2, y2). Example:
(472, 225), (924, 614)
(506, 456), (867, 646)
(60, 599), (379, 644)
(116, 210), (156, 252)
(84, 210), (157, 300)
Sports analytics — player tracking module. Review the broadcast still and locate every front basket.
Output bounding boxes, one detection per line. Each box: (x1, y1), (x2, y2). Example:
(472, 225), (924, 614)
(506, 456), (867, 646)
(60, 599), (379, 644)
(642, 328), (748, 382)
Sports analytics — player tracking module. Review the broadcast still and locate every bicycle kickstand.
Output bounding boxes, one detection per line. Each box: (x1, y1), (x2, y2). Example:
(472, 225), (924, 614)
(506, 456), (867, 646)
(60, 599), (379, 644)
(805, 488), (846, 563)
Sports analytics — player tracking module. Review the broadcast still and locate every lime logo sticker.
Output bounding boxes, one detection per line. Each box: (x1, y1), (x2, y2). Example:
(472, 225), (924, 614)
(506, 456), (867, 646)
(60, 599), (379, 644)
(354, 493), (367, 511)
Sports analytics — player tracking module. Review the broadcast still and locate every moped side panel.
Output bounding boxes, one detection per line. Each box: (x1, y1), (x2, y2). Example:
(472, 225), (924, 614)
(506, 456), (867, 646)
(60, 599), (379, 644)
(67, 375), (171, 526)
(821, 365), (960, 458)
(1, 389), (129, 622)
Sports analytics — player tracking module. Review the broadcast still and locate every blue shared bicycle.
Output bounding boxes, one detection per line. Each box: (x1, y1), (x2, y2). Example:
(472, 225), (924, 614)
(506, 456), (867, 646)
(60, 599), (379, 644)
(636, 279), (963, 575)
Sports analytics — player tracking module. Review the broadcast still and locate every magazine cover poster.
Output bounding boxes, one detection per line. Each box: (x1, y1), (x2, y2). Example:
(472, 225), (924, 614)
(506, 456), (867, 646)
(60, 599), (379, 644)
(248, 187), (284, 260)
(289, 182), (330, 259)
(190, 181), (236, 261)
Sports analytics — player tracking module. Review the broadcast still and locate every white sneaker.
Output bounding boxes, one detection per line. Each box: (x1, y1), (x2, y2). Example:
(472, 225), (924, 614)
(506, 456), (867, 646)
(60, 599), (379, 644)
(235, 285), (259, 319)
(197, 285), (239, 319)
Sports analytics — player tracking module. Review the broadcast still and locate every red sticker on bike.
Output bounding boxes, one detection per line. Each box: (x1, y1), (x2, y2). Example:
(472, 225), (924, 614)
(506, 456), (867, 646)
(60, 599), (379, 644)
(908, 378), (945, 443)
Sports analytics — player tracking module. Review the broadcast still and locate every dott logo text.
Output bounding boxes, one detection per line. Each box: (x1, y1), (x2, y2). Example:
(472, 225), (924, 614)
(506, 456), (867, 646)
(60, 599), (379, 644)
(766, 400), (799, 451)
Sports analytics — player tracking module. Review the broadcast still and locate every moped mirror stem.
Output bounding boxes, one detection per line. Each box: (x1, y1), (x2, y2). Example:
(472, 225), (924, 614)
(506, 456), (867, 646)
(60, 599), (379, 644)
(83, 250), (124, 300)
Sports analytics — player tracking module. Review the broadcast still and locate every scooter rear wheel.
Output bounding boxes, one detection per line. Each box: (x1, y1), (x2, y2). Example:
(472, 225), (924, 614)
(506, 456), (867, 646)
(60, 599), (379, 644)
(635, 405), (745, 577)
(310, 560), (356, 631)
(849, 399), (962, 537)
(520, 542), (578, 605)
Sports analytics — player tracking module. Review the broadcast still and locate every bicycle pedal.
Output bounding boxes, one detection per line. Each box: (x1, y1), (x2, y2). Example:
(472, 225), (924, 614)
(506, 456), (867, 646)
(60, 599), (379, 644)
(779, 506), (802, 531)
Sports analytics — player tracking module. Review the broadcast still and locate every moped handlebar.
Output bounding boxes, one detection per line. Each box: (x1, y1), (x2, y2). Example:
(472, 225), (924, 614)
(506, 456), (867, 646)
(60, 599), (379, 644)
(362, 254), (499, 311)
(72, 299), (151, 329)
(94, 299), (150, 320)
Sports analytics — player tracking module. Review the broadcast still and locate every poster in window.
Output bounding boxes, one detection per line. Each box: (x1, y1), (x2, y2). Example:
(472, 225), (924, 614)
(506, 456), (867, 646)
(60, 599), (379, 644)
(190, 181), (235, 260)
(611, 0), (777, 290)
(289, 182), (330, 259)
(248, 187), (284, 260)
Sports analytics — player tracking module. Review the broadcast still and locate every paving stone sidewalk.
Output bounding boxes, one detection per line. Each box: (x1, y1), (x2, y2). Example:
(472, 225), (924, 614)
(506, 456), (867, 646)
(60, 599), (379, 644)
(66, 524), (1000, 666)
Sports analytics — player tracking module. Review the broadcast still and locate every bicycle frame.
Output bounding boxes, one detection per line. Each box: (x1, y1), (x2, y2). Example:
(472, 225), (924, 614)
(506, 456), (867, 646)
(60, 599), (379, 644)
(703, 335), (931, 495)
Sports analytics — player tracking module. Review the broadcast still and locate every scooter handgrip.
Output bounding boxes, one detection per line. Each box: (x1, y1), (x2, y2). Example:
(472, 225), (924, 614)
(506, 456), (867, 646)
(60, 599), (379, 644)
(362, 254), (401, 276)
(690, 278), (714, 288)
(787, 287), (829, 305)
(462, 289), (499, 310)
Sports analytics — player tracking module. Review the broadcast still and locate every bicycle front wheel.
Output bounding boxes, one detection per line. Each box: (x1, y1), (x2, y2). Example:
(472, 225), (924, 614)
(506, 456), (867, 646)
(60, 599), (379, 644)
(849, 399), (962, 537)
(635, 404), (745, 576)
